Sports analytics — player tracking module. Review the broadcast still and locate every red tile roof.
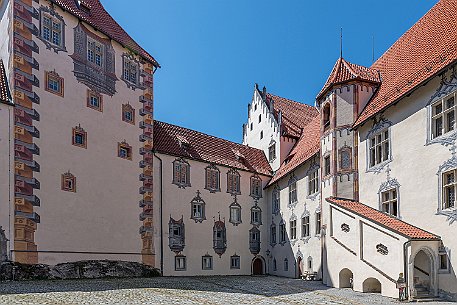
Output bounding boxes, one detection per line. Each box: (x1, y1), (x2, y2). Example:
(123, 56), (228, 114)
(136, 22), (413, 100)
(266, 93), (319, 138)
(354, 0), (457, 127)
(51, 0), (159, 66)
(327, 197), (440, 240)
(0, 59), (12, 105)
(317, 57), (381, 101)
(154, 120), (272, 176)
(268, 115), (321, 186)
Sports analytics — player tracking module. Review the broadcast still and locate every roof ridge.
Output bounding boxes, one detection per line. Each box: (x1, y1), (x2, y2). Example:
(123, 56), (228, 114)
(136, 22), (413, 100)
(154, 120), (264, 154)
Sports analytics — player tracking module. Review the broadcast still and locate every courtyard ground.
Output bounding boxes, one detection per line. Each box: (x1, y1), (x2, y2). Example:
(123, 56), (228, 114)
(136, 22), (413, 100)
(0, 276), (452, 304)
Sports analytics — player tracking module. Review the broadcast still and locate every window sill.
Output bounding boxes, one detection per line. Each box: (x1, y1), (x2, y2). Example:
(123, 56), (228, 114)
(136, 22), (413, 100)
(366, 158), (392, 174)
(427, 130), (457, 146)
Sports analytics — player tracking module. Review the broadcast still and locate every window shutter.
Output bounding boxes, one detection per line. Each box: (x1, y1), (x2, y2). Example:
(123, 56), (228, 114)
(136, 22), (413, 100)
(173, 163), (181, 183)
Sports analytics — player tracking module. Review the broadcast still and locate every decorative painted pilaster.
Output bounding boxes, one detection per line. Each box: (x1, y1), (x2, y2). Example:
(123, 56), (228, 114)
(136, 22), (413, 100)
(13, 0), (41, 264)
(139, 61), (154, 266)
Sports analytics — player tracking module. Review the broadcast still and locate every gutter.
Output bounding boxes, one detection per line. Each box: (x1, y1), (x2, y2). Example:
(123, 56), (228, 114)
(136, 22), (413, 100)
(153, 153), (164, 276)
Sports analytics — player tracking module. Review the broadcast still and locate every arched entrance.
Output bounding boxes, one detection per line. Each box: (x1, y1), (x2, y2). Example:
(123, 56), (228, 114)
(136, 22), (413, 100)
(297, 257), (303, 278)
(413, 250), (432, 295)
(363, 278), (381, 293)
(339, 268), (353, 288)
(252, 256), (265, 275)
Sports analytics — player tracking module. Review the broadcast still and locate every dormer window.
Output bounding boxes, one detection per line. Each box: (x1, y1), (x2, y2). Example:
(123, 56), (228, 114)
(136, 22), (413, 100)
(323, 103), (331, 130)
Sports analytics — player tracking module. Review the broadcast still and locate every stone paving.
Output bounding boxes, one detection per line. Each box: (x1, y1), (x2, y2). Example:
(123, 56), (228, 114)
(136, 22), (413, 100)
(0, 276), (451, 304)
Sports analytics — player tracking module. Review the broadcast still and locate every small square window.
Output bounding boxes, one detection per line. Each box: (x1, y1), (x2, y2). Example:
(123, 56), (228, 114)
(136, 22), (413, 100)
(45, 71), (64, 97)
(202, 255), (213, 270)
(87, 90), (103, 112)
(230, 255), (240, 269)
(175, 256), (186, 271)
(118, 141), (132, 160)
(122, 104), (135, 125)
(61, 172), (76, 192)
(72, 126), (87, 148)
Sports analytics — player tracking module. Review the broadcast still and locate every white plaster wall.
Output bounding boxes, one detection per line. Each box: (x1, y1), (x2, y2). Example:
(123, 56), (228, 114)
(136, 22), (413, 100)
(243, 88), (281, 171)
(30, 1), (145, 264)
(335, 86), (354, 127)
(358, 73), (457, 297)
(154, 153), (269, 276)
(266, 155), (322, 278)
(330, 207), (357, 254)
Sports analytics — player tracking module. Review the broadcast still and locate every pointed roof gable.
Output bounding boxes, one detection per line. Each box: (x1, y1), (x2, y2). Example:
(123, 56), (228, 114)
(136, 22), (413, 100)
(0, 60), (13, 105)
(354, 0), (457, 127)
(327, 197), (440, 240)
(51, 0), (159, 66)
(317, 58), (381, 101)
(154, 120), (272, 176)
(265, 93), (319, 138)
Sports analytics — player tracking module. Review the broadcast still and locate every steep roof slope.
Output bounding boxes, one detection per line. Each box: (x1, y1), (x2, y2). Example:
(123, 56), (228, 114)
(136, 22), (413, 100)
(268, 115), (320, 186)
(51, 0), (159, 66)
(317, 58), (381, 101)
(154, 121), (272, 176)
(266, 93), (319, 138)
(355, 0), (457, 126)
(0, 60), (12, 105)
(327, 197), (440, 240)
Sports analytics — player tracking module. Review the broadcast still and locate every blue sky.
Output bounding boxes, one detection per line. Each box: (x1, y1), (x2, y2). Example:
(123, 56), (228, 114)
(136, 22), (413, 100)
(101, 0), (437, 143)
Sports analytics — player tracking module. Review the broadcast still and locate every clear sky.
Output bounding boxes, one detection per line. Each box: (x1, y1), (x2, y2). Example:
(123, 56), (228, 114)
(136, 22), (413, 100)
(101, 0), (438, 143)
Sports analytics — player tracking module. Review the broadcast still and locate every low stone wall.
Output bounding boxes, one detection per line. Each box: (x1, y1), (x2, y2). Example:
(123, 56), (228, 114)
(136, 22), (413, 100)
(0, 260), (160, 281)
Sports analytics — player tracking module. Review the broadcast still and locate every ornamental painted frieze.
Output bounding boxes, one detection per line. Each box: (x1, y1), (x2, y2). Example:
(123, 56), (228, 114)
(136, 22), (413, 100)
(70, 23), (117, 96)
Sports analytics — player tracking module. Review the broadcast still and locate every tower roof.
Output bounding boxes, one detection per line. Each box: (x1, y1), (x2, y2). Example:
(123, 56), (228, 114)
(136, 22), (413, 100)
(355, 0), (457, 127)
(317, 57), (381, 101)
(0, 60), (12, 105)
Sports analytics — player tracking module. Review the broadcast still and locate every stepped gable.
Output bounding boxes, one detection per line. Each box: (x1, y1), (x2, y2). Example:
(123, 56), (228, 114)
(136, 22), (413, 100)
(327, 197), (440, 240)
(317, 57), (381, 101)
(268, 115), (320, 186)
(266, 93), (319, 138)
(0, 60), (12, 105)
(51, 0), (159, 66)
(354, 0), (457, 126)
(154, 121), (272, 176)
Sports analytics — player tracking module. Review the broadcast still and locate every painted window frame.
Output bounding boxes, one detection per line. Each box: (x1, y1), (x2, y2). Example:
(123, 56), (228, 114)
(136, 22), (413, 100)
(250, 175), (263, 199)
(323, 154), (331, 177)
(230, 255), (240, 269)
(289, 219), (297, 240)
(380, 188), (399, 217)
(118, 140), (132, 160)
(72, 125), (87, 149)
(175, 255), (186, 271)
(202, 255), (213, 270)
(431, 92), (456, 139)
(45, 70), (64, 97)
(61, 171), (76, 192)
(229, 198), (242, 226)
(172, 158), (191, 188)
(315, 211), (321, 236)
(268, 140), (276, 162)
(38, 6), (66, 52)
(272, 185), (280, 215)
(279, 221), (286, 245)
(205, 164), (220, 193)
(87, 90), (103, 112)
(122, 103), (135, 125)
(301, 215), (310, 238)
(86, 36), (105, 68)
(250, 205), (262, 226)
(168, 217), (185, 253)
(308, 168), (319, 196)
(438, 246), (451, 273)
(288, 178), (298, 208)
(339, 146), (352, 172)
(190, 191), (206, 223)
(270, 223), (277, 246)
(227, 168), (241, 195)
(122, 53), (142, 89)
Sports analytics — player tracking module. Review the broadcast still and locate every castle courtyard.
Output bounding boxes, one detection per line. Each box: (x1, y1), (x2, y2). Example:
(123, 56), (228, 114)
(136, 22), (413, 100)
(0, 276), (452, 305)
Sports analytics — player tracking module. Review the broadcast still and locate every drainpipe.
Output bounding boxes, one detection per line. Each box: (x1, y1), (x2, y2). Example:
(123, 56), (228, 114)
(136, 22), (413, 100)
(154, 153), (164, 276)
(403, 240), (411, 300)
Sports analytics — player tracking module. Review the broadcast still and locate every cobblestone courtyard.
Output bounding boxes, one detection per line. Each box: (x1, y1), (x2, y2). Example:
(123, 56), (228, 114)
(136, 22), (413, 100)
(0, 276), (451, 304)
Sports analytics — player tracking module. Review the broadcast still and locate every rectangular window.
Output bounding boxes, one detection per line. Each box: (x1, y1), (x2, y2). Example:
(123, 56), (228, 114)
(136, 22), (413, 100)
(72, 127), (87, 149)
(289, 182), (297, 205)
(289, 220), (297, 240)
(381, 189), (398, 217)
(118, 142), (132, 160)
(302, 216), (310, 238)
(87, 38), (104, 67)
(175, 256), (186, 271)
(279, 223), (286, 243)
(205, 167), (220, 192)
(308, 170), (319, 195)
(87, 90), (102, 112)
(227, 170), (241, 194)
(443, 169), (456, 209)
(202, 256), (213, 270)
(173, 159), (190, 187)
(269, 143), (276, 161)
(61, 173), (76, 192)
(369, 130), (390, 167)
(315, 212), (321, 235)
(270, 225), (276, 244)
(272, 189), (280, 213)
(122, 104), (135, 124)
(41, 14), (63, 47)
(45, 71), (64, 97)
(250, 177), (262, 198)
(432, 93), (456, 139)
(123, 57), (140, 85)
(324, 155), (331, 176)
(439, 252), (449, 272)
(230, 256), (240, 269)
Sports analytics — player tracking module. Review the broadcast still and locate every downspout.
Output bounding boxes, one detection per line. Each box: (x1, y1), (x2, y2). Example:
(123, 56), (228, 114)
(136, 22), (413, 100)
(8, 105), (13, 260)
(153, 153), (164, 276)
(403, 240), (411, 300)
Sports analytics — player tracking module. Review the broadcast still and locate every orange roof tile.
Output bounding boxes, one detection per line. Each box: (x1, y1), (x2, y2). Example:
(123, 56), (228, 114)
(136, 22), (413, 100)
(354, 0), (457, 127)
(154, 121), (272, 176)
(317, 57), (381, 101)
(51, 0), (159, 66)
(0, 60), (12, 105)
(327, 197), (440, 240)
(266, 93), (319, 138)
(268, 115), (321, 186)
